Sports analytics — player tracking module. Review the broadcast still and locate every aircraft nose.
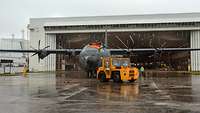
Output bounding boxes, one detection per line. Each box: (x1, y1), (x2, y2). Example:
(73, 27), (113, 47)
(87, 56), (98, 63)
(86, 56), (99, 68)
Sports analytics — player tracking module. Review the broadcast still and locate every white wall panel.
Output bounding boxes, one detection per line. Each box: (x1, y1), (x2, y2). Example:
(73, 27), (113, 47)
(191, 31), (200, 71)
(29, 26), (46, 71)
(45, 34), (56, 71)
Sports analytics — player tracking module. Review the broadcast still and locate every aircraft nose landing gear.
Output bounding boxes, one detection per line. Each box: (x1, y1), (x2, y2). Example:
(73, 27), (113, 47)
(87, 70), (97, 78)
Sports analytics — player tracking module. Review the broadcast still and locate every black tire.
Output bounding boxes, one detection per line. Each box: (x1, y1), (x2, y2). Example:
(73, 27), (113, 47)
(92, 71), (97, 78)
(87, 71), (92, 78)
(128, 79), (135, 83)
(113, 72), (121, 83)
(87, 71), (95, 78)
(98, 72), (107, 82)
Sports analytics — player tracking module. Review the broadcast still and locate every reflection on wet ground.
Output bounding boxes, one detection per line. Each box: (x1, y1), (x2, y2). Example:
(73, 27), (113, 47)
(0, 72), (200, 113)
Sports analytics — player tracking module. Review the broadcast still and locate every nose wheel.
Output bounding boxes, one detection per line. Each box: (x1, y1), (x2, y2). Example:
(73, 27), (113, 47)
(87, 71), (96, 78)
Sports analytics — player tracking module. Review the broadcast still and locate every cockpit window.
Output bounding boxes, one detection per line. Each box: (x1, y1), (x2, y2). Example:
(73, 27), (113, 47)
(112, 60), (121, 67)
(81, 45), (110, 56)
(86, 49), (98, 54)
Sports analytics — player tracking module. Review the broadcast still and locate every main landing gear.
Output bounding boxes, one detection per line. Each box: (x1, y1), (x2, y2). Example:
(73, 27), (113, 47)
(87, 70), (97, 78)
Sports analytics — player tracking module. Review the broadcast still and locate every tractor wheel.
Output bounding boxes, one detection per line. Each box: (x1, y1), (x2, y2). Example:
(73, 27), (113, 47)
(99, 72), (107, 82)
(128, 79), (135, 83)
(113, 72), (121, 83)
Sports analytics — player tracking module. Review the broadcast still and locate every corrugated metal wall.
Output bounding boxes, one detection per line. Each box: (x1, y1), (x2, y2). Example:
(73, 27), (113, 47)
(0, 39), (24, 58)
(191, 31), (200, 71)
(45, 34), (56, 71)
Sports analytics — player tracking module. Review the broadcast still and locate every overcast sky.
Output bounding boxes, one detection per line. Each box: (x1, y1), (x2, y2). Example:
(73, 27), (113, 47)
(1, 0), (200, 38)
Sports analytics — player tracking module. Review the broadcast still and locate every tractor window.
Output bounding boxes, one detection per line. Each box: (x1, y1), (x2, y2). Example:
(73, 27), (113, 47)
(121, 60), (129, 67)
(112, 59), (130, 67)
(112, 60), (121, 67)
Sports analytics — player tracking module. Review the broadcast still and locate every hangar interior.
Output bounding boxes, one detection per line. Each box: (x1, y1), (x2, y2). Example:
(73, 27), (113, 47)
(55, 31), (190, 71)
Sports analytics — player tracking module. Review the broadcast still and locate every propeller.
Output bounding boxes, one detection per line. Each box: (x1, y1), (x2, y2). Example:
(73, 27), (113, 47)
(31, 40), (50, 63)
(149, 39), (167, 68)
(126, 35), (138, 61)
(115, 35), (129, 49)
(19, 41), (26, 58)
(113, 34), (136, 56)
(127, 35), (135, 54)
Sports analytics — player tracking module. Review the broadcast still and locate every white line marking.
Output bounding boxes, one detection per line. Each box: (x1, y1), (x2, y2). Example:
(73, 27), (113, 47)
(151, 80), (172, 100)
(65, 87), (88, 99)
(62, 83), (80, 90)
(151, 81), (159, 89)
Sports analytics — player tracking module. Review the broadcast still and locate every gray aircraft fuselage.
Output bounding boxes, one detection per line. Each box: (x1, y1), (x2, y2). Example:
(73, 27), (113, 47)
(79, 44), (110, 73)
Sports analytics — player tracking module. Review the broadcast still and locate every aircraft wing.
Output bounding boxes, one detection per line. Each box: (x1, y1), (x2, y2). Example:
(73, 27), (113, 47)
(109, 48), (200, 55)
(1, 47), (200, 57)
(41, 49), (82, 54)
(0, 49), (36, 53)
(0, 49), (82, 54)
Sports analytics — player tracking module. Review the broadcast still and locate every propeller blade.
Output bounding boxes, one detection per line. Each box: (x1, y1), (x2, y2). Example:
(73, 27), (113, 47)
(38, 57), (40, 63)
(81, 37), (91, 48)
(126, 40), (129, 48)
(107, 42), (121, 49)
(42, 46), (50, 50)
(126, 39), (131, 56)
(29, 40), (49, 63)
(30, 46), (37, 51)
(129, 35), (135, 46)
(31, 52), (38, 57)
(58, 45), (63, 49)
(20, 41), (23, 50)
(161, 42), (167, 48)
(19, 41), (26, 57)
(38, 40), (40, 50)
(115, 35), (129, 49)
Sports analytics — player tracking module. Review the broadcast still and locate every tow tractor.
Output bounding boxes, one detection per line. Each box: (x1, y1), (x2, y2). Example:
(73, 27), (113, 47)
(96, 57), (139, 82)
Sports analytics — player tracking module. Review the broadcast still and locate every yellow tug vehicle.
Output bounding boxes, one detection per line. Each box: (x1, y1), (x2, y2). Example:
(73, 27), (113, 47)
(97, 57), (139, 82)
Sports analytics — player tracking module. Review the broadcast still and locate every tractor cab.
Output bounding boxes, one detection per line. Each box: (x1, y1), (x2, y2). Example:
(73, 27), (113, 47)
(97, 57), (139, 82)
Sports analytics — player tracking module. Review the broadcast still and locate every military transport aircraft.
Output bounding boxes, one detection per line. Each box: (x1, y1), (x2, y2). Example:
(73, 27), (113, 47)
(0, 40), (200, 77)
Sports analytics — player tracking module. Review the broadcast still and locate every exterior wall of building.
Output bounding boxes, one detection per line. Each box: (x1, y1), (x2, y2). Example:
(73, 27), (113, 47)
(190, 31), (200, 71)
(0, 38), (27, 57)
(0, 38), (28, 65)
(45, 34), (56, 71)
(0, 38), (28, 73)
(29, 19), (56, 71)
(29, 21), (46, 71)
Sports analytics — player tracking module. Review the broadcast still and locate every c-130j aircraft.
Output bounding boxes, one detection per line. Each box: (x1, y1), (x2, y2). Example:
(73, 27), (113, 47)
(0, 37), (200, 78)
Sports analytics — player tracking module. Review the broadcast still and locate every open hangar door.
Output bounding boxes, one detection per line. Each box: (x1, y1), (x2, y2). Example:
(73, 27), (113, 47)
(55, 31), (190, 71)
(107, 31), (190, 71)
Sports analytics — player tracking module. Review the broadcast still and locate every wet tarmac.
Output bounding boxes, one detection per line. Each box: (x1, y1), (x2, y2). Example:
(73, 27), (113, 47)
(0, 72), (200, 113)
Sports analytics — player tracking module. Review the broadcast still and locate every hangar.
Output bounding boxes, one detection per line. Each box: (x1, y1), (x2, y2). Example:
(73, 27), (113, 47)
(28, 13), (200, 72)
